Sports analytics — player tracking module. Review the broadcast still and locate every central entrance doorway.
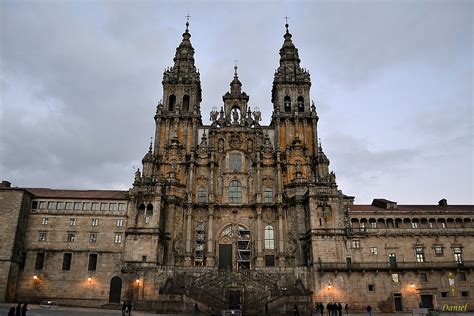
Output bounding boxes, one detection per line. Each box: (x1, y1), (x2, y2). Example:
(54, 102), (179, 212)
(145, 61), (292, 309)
(219, 244), (232, 270)
(218, 224), (252, 271)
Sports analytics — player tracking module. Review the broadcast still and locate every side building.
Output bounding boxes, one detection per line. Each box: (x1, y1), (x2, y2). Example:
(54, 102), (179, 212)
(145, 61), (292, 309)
(0, 22), (472, 314)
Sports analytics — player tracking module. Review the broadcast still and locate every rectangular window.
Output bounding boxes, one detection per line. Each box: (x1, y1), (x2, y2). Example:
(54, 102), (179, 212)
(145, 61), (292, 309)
(65, 202), (73, 210)
(38, 232), (46, 242)
(229, 153), (242, 171)
(118, 203), (126, 211)
(69, 218), (76, 226)
(56, 202), (65, 210)
(39, 202), (47, 209)
(82, 202), (91, 210)
(109, 203), (117, 211)
(89, 233), (97, 243)
(370, 222), (377, 228)
(434, 246), (444, 256)
(264, 188), (273, 203)
(429, 222), (434, 228)
(142, 255), (147, 262)
(91, 202), (99, 211)
(41, 218), (48, 225)
(359, 222), (366, 232)
(116, 219), (124, 227)
(47, 201), (56, 210)
(461, 291), (469, 297)
(67, 233), (75, 242)
(114, 234), (123, 244)
(459, 272), (467, 281)
(35, 252), (45, 270)
(441, 292), (448, 298)
(351, 240), (360, 249)
(415, 247), (425, 263)
(145, 216), (151, 224)
(100, 203), (108, 211)
(411, 222), (418, 228)
(32, 201), (38, 209)
(370, 247), (378, 255)
(391, 273), (400, 283)
(91, 219), (99, 226)
(198, 188), (207, 203)
(420, 272), (428, 282)
(62, 253), (72, 270)
(453, 247), (463, 264)
(74, 202), (81, 210)
(265, 255), (275, 267)
(368, 284), (375, 292)
(88, 254), (98, 271)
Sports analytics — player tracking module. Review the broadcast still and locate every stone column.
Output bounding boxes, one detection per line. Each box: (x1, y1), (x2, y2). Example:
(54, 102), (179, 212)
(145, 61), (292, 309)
(154, 116), (161, 153)
(278, 206), (286, 267)
(206, 206), (215, 266)
(312, 117), (318, 157)
(256, 207), (264, 267)
(184, 206), (193, 266)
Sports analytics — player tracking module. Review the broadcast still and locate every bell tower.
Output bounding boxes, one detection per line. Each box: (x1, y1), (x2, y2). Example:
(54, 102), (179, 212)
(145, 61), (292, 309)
(154, 20), (202, 155)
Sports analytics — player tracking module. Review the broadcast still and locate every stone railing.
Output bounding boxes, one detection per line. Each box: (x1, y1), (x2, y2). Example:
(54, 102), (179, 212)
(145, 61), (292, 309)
(318, 260), (473, 272)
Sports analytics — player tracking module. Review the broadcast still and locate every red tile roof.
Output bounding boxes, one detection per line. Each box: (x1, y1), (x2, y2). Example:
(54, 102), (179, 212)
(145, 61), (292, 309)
(24, 188), (129, 200)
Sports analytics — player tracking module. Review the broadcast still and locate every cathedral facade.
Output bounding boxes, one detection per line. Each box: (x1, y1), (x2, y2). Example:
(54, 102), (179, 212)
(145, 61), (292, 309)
(1, 22), (472, 315)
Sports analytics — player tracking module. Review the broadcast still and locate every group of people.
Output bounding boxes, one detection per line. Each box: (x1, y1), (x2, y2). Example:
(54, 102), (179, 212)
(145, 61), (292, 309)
(314, 302), (348, 316)
(121, 301), (133, 316)
(7, 303), (27, 316)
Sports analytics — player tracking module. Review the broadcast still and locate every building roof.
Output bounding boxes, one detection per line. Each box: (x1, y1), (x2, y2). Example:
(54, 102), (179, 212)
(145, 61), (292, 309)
(351, 204), (474, 213)
(24, 188), (129, 200)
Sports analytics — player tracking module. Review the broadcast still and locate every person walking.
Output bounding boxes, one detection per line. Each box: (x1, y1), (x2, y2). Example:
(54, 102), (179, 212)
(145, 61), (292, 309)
(15, 303), (21, 316)
(367, 305), (372, 316)
(8, 307), (15, 316)
(21, 303), (28, 316)
(122, 301), (127, 316)
(337, 303), (342, 316)
(294, 304), (300, 316)
(127, 302), (133, 316)
(344, 304), (348, 315)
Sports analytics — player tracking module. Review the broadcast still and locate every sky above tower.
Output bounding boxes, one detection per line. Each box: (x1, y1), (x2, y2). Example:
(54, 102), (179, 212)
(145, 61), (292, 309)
(1, 0), (472, 204)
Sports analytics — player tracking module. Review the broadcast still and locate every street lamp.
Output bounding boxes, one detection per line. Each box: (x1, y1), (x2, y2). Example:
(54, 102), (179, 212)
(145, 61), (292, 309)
(88, 277), (92, 284)
(328, 281), (332, 290)
(135, 278), (140, 286)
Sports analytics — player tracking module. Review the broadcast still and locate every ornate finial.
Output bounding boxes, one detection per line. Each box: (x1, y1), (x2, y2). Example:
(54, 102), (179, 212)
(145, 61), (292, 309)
(185, 13), (191, 31)
(233, 60), (238, 77)
(284, 15), (290, 33)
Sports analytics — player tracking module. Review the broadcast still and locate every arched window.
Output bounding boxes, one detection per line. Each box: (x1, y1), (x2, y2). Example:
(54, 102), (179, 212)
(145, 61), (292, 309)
(284, 96), (291, 112)
(168, 95), (176, 112)
(297, 96), (304, 112)
(229, 180), (242, 204)
(197, 187), (206, 203)
(264, 225), (275, 249)
(182, 95), (190, 112)
(264, 188), (273, 203)
(138, 203), (145, 214)
(145, 204), (153, 224)
(222, 225), (233, 238)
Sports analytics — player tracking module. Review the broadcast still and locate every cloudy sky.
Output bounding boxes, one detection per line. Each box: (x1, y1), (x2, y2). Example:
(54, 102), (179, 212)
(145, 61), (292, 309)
(1, 0), (472, 204)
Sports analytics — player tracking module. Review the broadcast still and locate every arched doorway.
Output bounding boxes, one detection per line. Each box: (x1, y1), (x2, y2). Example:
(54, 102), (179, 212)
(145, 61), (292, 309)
(218, 224), (251, 271)
(109, 276), (122, 303)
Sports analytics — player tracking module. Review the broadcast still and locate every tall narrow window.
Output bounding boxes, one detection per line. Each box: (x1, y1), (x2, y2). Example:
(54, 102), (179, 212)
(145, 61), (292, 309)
(88, 254), (98, 271)
(168, 95), (176, 112)
(62, 253), (72, 270)
(284, 96), (291, 112)
(182, 95), (190, 112)
(35, 252), (45, 270)
(195, 223), (205, 266)
(264, 188), (273, 203)
(297, 96), (304, 112)
(197, 187), (207, 203)
(453, 247), (463, 264)
(415, 247), (425, 262)
(229, 180), (242, 204)
(264, 225), (275, 249)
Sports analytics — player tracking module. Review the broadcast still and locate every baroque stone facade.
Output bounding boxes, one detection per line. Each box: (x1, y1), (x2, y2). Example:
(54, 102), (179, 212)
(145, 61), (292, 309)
(0, 22), (473, 314)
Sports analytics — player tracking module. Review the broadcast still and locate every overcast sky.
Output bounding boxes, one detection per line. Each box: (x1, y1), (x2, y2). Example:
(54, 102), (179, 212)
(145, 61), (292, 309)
(1, 0), (472, 204)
